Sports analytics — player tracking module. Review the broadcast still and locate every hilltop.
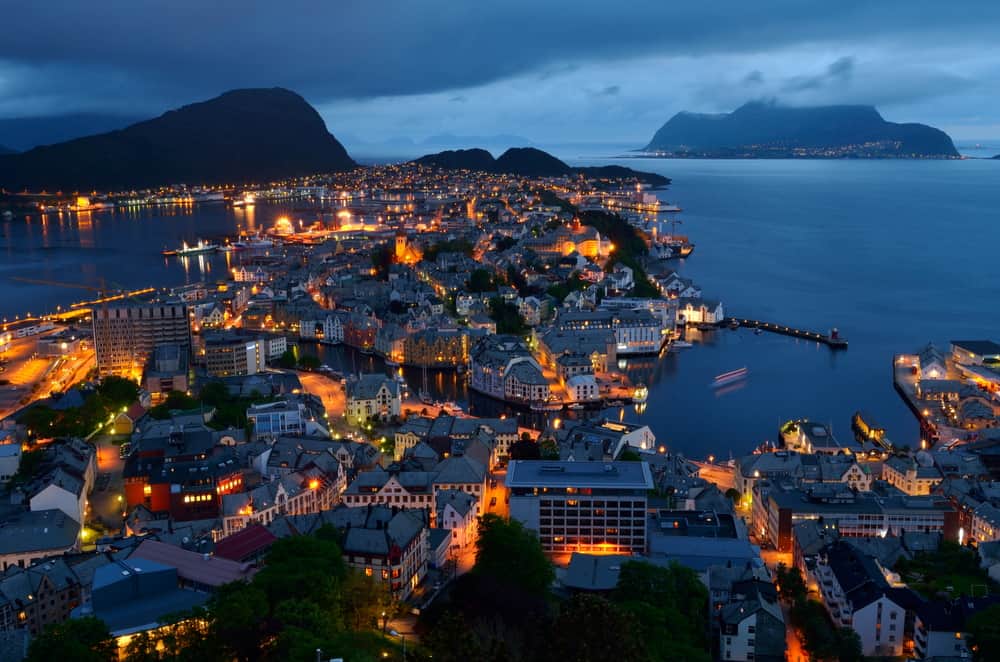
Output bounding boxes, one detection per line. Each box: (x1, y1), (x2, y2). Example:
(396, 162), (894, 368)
(0, 88), (356, 191)
(413, 146), (669, 186)
(643, 102), (959, 158)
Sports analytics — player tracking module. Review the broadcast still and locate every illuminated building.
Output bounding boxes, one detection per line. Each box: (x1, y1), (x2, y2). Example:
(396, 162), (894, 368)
(92, 302), (191, 378)
(506, 460), (654, 555)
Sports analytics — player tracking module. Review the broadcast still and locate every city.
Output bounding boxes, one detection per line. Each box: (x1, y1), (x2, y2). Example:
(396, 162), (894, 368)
(2, 4), (1000, 662)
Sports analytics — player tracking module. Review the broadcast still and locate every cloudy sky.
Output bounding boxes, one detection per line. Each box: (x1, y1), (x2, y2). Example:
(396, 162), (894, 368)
(2, 1), (998, 149)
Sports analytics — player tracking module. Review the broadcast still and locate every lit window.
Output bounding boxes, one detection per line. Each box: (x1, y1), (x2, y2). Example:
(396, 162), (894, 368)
(365, 567), (373, 577)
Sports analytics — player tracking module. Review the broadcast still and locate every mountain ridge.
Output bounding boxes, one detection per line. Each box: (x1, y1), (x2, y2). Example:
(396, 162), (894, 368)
(0, 88), (356, 191)
(643, 101), (959, 158)
(413, 146), (670, 186)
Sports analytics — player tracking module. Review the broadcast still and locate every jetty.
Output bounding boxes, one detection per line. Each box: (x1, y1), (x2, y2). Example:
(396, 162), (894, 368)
(721, 318), (848, 348)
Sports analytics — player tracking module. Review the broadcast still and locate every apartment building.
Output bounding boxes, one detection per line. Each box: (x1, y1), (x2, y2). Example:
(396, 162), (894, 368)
(93, 302), (190, 377)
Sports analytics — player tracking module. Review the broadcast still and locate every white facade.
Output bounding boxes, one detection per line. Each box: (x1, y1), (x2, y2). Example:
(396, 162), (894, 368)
(30, 483), (85, 525)
(565, 374), (600, 402)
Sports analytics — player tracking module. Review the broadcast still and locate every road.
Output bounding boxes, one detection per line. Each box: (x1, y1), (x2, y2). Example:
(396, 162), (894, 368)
(0, 331), (94, 421)
(89, 434), (127, 528)
(693, 460), (736, 492)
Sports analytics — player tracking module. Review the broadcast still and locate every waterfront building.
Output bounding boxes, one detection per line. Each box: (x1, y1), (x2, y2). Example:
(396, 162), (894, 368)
(552, 418), (656, 454)
(247, 398), (326, 439)
(918, 343), (947, 379)
(343, 312), (380, 352)
(506, 460), (654, 555)
(345, 374), (401, 426)
(950, 340), (1000, 367)
(537, 327), (616, 374)
(469, 335), (551, 404)
(92, 302), (191, 378)
(565, 374), (600, 402)
(676, 298), (725, 325)
(554, 309), (663, 355)
(393, 415), (518, 465)
(402, 328), (471, 368)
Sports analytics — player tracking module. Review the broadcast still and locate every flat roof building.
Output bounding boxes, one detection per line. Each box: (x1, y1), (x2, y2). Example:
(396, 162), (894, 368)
(506, 460), (654, 556)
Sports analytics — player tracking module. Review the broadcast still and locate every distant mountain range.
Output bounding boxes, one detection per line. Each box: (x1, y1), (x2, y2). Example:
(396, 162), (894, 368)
(413, 147), (670, 186)
(0, 88), (356, 191)
(0, 113), (143, 152)
(643, 102), (959, 158)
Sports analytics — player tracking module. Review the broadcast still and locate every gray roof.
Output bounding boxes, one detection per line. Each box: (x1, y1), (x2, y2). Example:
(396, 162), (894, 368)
(436, 489), (478, 518)
(563, 553), (630, 591)
(347, 374), (400, 400)
(433, 455), (486, 485)
(0, 509), (80, 555)
(952, 340), (1000, 356)
(506, 460), (654, 490)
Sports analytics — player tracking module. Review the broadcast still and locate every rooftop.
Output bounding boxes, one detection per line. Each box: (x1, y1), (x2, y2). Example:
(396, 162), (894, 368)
(506, 460), (654, 490)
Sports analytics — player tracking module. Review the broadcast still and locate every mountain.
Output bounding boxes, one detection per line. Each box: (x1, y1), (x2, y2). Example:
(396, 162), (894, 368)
(643, 101), (959, 158)
(0, 113), (143, 152)
(0, 144), (14, 155)
(413, 146), (669, 186)
(0, 88), (356, 191)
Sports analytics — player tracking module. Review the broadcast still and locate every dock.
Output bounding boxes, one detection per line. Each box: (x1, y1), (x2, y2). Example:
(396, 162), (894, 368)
(721, 318), (848, 348)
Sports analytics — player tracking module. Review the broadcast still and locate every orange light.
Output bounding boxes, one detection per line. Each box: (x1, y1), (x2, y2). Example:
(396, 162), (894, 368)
(309, 479), (320, 490)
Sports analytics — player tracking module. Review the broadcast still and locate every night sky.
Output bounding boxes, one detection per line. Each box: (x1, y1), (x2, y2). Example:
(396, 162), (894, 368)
(2, 2), (998, 147)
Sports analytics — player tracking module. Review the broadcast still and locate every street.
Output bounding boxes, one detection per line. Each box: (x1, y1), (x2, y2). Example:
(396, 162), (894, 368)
(0, 331), (94, 421)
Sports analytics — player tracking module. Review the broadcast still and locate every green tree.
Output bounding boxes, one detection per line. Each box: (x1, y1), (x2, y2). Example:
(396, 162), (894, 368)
(619, 448), (642, 461)
(97, 375), (140, 408)
(275, 348), (298, 369)
(775, 563), (808, 605)
(467, 268), (495, 293)
(968, 603), (1000, 662)
(539, 437), (559, 460)
(26, 616), (116, 662)
(547, 594), (648, 662)
(297, 354), (321, 370)
(473, 514), (554, 597)
(205, 582), (269, 662)
(423, 611), (486, 662)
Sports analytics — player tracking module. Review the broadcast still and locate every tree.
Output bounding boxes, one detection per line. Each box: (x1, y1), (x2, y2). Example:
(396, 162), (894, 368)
(98, 375), (140, 407)
(205, 582), (270, 662)
(371, 244), (393, 279)
(473, 514), (554, 597)
(423, 611), (487, 662)
(725, 487), (741, 503)
(275, 348), (298, 369)
(968, 603), (1000, 662)
(27, 616), (116, 662)
(509, 439), (540, 460)
(775, 563), (808, 605)
(618, 448), (642, 461)
(538, 437), (559, 460)
(547, 594), (648, 662)
(467, 268), (495, 293)
(297, 354), (321, 370)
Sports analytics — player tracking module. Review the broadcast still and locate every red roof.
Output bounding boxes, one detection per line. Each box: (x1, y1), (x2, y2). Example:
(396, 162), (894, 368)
(126, 402), (148, 421)
(214, 524), (277, 562)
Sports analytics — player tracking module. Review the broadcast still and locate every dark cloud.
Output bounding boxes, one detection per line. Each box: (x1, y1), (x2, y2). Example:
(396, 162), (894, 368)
(1, 1), (998, 117)
(743, 71), (765, 86)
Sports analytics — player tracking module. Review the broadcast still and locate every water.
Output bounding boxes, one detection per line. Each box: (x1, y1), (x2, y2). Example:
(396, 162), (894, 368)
(4, 159), (999, 457)
(568, 157), (1000, 456)
(0, 203), (296, 319)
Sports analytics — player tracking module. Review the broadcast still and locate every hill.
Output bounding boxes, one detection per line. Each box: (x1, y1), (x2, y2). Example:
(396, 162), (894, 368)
(0, 144), (14, 155)
(0, 113), (143, 152)
(413, 146), (669, 186)
(0, 88), (356, 191)
(643, 101), (959, 158)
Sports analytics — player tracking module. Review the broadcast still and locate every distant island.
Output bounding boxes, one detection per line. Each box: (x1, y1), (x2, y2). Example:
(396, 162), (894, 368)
(413, 147), (670, 186)
(0, 88), (356, 191)
(642, 101), (959, 158)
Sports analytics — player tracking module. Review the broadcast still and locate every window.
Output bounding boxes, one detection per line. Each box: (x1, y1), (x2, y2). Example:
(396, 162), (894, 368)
(747, 626), (755, 634)
(365, 567), (373, 577)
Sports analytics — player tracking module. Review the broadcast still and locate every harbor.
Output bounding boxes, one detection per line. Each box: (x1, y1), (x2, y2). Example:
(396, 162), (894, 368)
(721, 317), (848, 348)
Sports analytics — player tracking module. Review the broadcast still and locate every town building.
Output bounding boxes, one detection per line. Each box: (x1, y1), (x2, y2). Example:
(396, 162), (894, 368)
(202, 333), (267, 377)
(0, 558), (81, 636)
(345, 374), (401, 426)
(506, 460), (654, 555)
(469, 335), (551, 405)
(882, 455), (942, 495)
(435, 489), (479, 552)
(92, 302), (191, 378)
(0, 510), (80, 572)
(718, 578), (785, 662)
(143, 343), (189, 402)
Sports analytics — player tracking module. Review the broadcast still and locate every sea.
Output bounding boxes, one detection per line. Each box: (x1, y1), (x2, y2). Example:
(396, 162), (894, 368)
(2, 149), (998, 458)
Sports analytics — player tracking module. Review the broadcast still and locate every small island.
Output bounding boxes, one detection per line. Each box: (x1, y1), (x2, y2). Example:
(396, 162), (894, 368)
(413, 146), (670, 186)
(641, 101), (959, 159)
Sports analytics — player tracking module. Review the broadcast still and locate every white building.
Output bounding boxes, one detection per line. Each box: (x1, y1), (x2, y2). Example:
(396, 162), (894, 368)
(565, 374), (600, 403)
(677, 298), (725, 325)
(0, 443), (21, 484)
(435, 489), (479, 552)
(247, 399), (327, 438)
(345, 375), (402, 426)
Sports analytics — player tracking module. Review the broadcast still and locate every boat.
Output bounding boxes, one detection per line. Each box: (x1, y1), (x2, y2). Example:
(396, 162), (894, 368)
(672, 340), (693, 348)
(163, 239), (218, 257)
(530, 401), (563, 412)
(712, 367), (748, 388)
(567, 403), (585, 410)
(632, 383), (649, 403)
(419, 390), (433, 405)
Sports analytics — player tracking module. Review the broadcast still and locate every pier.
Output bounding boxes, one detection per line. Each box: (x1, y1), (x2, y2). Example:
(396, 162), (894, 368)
(721, 318), (848, 348)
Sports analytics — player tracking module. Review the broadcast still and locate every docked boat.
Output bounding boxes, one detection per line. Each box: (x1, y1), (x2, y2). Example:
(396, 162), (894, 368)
(530, 401), (564, 412)
(162, 239), (218, 256)
(632, 383), (649, 403)
(673, 340), (694, 348)
(567, 403), (585, 410)
(712, 367), (748, 388)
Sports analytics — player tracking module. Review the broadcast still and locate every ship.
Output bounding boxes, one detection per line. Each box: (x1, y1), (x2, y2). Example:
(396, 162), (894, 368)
(162, 239), (218, 256)
(632, 383), (649, 403)
(712, 367), (748, 388)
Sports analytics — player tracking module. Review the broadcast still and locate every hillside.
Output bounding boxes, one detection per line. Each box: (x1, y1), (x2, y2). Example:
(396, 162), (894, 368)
(413, 146), (669, 186)
(0, 88), (356, 191)
(0, 113), (143, 152)
(0, 144), (14, 155)
(643, 102), (959, 158)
